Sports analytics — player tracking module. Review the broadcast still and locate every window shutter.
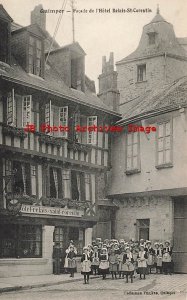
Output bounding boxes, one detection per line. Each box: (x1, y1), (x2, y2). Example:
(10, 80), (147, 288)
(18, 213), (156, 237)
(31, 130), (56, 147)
(22, 95), (32, 127)
(59, 106), (68, 138)
(7, 89), (16, 126)
(62, 169), (71, 198)
(87, 116), (97, 145)
(52, 168), (59, 199)
(84, 173), (90, 201)
(31, 165), (36, 196)
(5, 159), (12, 193)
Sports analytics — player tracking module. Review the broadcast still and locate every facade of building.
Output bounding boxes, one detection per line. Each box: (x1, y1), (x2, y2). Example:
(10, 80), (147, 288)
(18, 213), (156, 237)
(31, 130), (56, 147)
(105, 10), (187, 273)
(0, 5), (120, 277)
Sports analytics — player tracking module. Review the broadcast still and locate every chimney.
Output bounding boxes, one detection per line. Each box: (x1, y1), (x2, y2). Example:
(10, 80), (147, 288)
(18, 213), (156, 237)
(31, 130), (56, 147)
(98, 52), (119, 112)
(31, 4), (46, 31)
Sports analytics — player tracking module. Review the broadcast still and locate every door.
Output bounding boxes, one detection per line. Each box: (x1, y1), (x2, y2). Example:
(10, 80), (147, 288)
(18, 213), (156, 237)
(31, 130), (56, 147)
(136, 219), (150, 241)
(173, 198), (187, 273)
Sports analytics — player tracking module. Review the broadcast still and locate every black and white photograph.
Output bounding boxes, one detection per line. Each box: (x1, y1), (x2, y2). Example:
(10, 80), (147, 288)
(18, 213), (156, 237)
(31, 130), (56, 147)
(0, 0), (187, 299)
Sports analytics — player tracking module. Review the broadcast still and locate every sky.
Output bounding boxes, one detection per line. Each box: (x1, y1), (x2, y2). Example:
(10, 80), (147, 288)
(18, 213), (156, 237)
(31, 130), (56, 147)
(1, 0), (187, 92)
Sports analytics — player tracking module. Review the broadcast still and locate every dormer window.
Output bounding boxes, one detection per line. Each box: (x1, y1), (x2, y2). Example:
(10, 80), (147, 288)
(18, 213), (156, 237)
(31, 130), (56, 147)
(29, 35), (43, 76)
(148, 32), (156, 45)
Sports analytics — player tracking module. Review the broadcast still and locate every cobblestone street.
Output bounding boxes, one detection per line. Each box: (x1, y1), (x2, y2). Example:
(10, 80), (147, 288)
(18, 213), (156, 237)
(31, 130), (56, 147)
(0, 274), (186, 300)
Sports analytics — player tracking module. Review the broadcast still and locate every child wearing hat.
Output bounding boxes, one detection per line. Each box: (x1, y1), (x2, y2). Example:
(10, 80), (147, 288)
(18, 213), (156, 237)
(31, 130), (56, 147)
(137, 245), (148, 280)
(109, 249), (119, 279)
(99, 248), (109, 280)
(81, 247), (92, 284)
(67, 245), (77, 278)
(145, 241), (155, 274)
(91, 245), (99, 275)
(122, 247), (135, 283)
(154, 242), (163, 274)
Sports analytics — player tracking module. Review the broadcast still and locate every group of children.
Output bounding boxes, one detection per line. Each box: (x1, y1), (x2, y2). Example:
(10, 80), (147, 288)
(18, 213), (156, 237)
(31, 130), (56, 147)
(79, 238), (173, 284)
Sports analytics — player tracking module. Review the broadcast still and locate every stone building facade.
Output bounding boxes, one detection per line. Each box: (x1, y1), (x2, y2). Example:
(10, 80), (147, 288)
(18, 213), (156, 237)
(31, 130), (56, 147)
(98, 10), (187, 273)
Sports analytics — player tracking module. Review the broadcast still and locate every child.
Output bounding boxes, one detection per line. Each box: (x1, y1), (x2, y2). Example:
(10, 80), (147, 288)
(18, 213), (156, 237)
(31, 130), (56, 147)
(122, 247), (135, 283)
(109, 249), (118, 279)
(137, 245), (148, 280)
(155, 242), (163, 274)
(145, 241), (155, 274)
(81, 246), (92, 284)
(99, 248), (109, 280)
(91, 245), (99, 275)
(132, 248), (138, 278)
(117, 247), (125, 279)
(67, 245), (76, 278)
(162, 241), (172, 275)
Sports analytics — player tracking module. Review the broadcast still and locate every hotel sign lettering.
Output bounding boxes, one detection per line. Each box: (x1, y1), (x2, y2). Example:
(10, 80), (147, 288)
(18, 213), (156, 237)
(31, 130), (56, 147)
(21, 204), (84, 218)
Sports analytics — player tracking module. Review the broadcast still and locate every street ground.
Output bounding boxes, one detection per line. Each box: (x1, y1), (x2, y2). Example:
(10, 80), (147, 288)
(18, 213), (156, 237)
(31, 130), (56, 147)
(0, 273), (186, 300)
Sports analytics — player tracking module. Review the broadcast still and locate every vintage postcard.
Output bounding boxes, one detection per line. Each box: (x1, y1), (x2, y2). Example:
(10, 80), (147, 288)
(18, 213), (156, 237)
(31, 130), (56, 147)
(0, 0), (186, 299)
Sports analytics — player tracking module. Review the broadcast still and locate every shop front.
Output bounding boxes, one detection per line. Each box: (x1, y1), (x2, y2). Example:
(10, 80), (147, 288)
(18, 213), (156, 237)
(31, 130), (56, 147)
(0, 203), (96, 277)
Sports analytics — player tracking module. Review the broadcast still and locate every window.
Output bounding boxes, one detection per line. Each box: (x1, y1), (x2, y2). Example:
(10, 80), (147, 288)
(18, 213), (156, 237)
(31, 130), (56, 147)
(126, 132), (140, 173)
(7, 89), (16, 126)
(53, 227), (64, 249)
(71, 171), (86, 201)
(49, 167), (63, 198)
(12, 161), (31, 196)
(87, 116), (97, 145)
(45, 101), (54, 135)
(69, 227), (84, 255)
(22, 95), (32, 127)
(85, 173), (91, 201)
(74, 112), (81, 142)
(59, 106), (68, 138)
(137, 64), (146, 82)
(148, 32), (156, 45)
(0, 224), (42, 258)
(28, 35), (43, 77)
(156, 121), (172, 166)
(0, 20), (9, 63)
(137, 219), (150, 241)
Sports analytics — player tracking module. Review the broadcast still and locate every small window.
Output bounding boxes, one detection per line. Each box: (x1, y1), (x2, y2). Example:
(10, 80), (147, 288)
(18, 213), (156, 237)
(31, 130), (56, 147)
(148, 32), (156, 45)
(156, 121), (172, 167)
(126, 132), (140, 173)
(71, 170), (85, 201)
(53, 227), (64, 249)
(28, 35), (43, 77)
(22, 95), (32, 127)
(137, 64), (146, 82)
(87, 116), (97, 145)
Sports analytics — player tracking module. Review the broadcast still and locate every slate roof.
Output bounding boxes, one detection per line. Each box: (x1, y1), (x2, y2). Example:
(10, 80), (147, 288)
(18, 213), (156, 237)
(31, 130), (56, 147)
(0, 57), (119, 116)
(117, 13), (187, 64)
(117, 76), (187, 124)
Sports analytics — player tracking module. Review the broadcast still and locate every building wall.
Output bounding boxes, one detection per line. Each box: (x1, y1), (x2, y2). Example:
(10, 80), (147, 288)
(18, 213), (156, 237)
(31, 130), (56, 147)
(115, 196), (173, 243)
(117, 56), (187, 108)
(109, 109), (187, 196)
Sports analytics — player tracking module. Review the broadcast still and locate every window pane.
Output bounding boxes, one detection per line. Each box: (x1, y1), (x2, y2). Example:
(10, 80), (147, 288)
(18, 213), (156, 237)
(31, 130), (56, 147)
(165, 150), (171, 163)
(158, 137), (164, 151)
(133, 132), (138, 143)
(127, 133), (132, 145)
(165, 136), (171, 150)
(133, 143), (138, 156)
(165, 122), (171, 136)
(158, 151), (164, 165)
(132, 156), (138, 168)
(158, 124), (164, 137)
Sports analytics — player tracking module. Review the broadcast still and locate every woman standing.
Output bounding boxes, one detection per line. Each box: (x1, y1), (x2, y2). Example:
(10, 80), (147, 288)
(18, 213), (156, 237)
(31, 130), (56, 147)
(99, 248), (109, 280)
(137, 245), (148, 280)
(81, 247), (92, 284)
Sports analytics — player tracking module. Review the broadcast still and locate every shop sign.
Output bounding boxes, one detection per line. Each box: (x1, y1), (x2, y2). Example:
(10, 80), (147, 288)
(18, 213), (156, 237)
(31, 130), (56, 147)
(21, 204), (84, 218)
